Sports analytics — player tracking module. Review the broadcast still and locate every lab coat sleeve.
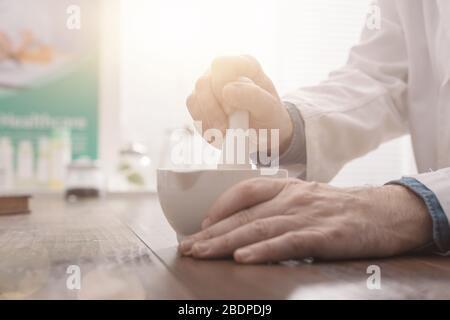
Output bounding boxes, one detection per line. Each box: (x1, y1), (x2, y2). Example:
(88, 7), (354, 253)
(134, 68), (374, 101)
(283, 0), (409, 182)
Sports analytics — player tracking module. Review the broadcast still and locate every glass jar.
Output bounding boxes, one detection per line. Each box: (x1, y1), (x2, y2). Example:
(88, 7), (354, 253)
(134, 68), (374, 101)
(65, 159), (105, 201)
(117, 142), (153, 191)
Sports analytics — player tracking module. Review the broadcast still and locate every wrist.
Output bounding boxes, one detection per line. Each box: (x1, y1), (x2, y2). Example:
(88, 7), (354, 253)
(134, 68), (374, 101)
(380, 185), (432, 246)
(387, 177), (450, 253)
(279, 104), (294, 154)
(348, 184), (433, 254)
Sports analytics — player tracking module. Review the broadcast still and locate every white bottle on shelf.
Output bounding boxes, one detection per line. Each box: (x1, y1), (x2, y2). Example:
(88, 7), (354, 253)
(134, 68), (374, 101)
(17, 140), (35, 186)
(0, 137), (14, 190)
(37, 137), (51, 186)
(49, 128), (72, 190)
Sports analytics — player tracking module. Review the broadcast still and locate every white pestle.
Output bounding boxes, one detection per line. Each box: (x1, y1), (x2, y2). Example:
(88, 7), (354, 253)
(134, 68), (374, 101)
(157, 97), (289, 238)
(218, 110), (252, 170)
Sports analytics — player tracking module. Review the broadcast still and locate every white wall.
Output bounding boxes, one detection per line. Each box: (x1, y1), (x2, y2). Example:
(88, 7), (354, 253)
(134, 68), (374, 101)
(99, 0), (122, 183)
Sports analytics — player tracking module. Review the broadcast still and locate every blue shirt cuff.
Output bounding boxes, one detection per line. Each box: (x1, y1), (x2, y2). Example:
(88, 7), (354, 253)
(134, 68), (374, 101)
(387, 177), (450, 253)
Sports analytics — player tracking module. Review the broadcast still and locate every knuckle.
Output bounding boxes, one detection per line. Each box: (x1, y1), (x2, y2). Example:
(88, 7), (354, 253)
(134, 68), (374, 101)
(211, 56), (228, 71)
(236, 209), (252, 226)
(252, 220), (271, 238)
(222, 102), (235, 115)
(242, 54), (257, 63)
(327, 227), (345, 241)
(200, 228), (215, 240)
(221, 234), (233, 250)
(283, 191), (299, 207)
(306, 230), (329, 257)
(282, 178), (302, 191)
(236, 179), (257, 196)
(285, 231), (308, 256)
(276, 215), (296, 228)
(236, 178), (267, 197)
(282, 180), (316, 206)
(286, 231), (301, 246)
(306, 181), (319, 189)
(195, 75), (209, 92)
(242, 55), (262, 70)
(259, 240), (275, 257)
(299, 191), (315, 204)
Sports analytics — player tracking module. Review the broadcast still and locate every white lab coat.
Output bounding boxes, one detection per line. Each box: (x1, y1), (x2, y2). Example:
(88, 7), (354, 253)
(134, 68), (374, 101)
(284, 0), (450, 223)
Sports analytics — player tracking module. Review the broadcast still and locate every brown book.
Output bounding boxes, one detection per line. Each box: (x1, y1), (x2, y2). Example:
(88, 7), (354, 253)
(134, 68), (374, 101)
(0, 194), (31, 215)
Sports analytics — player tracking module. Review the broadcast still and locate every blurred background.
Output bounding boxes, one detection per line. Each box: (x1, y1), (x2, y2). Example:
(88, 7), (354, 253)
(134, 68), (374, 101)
(120, 0), (416, 187)
(0, 0), (416, 195)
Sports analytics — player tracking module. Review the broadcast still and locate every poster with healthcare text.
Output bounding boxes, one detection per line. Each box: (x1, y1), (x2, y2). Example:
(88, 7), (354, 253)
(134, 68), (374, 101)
(0, 0), (99, 164)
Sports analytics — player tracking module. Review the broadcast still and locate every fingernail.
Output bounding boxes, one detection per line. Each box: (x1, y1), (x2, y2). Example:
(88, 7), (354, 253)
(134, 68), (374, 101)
(179, 239), (195, 255)
(235, 249), (252, 263)
(201, 218), (211, 229)
(237, 76), (253, 83)
(192, 242), (210, 256)
(178, 246), (192, 256)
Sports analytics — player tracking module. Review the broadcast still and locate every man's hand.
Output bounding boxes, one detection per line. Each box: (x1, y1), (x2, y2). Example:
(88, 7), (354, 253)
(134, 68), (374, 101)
(179, 178), (433, 263)
(186, 55), (293, 153)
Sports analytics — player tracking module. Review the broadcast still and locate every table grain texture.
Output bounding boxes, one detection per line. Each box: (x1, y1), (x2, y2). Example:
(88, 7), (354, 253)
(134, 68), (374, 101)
(0, 194), (449, 299)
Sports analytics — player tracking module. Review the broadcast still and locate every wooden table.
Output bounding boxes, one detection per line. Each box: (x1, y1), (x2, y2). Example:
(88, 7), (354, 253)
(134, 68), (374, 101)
(0, 194), (449, 299)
